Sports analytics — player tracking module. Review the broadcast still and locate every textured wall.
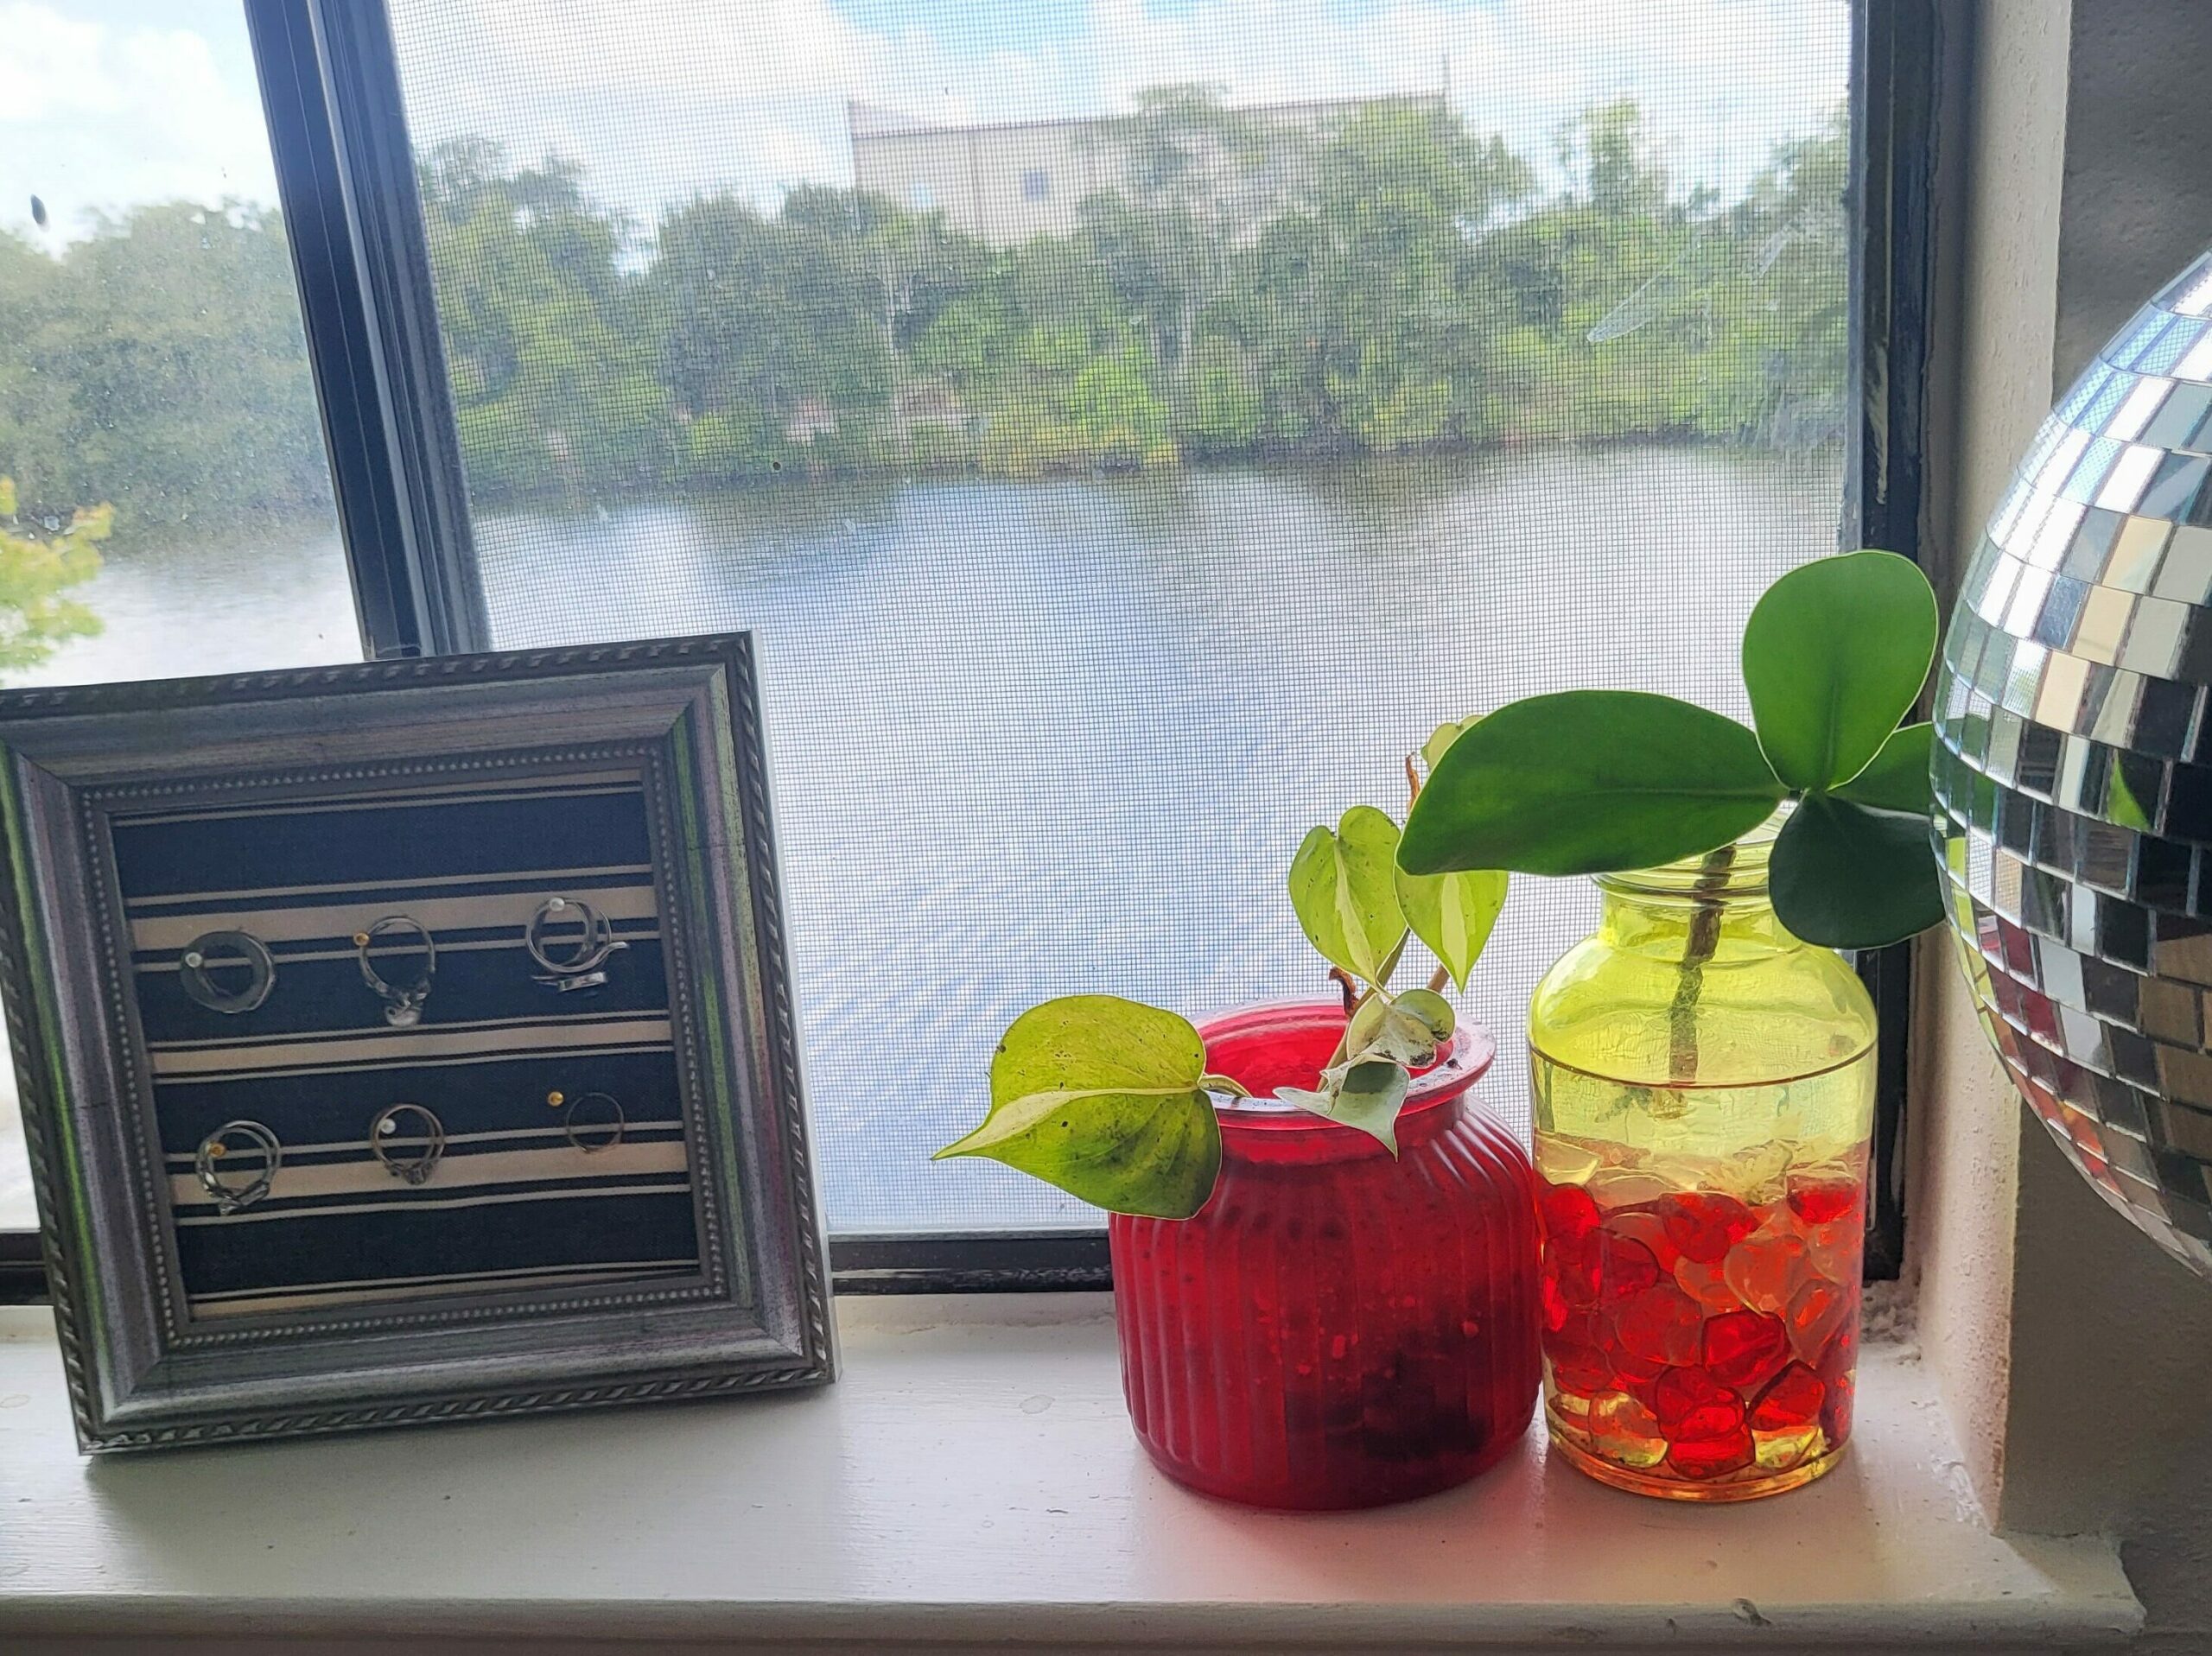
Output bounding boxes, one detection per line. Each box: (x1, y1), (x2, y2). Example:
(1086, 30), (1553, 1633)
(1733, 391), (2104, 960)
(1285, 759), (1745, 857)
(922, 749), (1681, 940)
(1919, 3), (2212, 1650)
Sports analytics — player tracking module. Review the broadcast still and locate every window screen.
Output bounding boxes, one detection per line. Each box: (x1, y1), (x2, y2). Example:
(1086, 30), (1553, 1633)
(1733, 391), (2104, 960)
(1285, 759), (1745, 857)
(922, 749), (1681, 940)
(383, 0), (1852, 1234)
(0, 0), (360, 1229)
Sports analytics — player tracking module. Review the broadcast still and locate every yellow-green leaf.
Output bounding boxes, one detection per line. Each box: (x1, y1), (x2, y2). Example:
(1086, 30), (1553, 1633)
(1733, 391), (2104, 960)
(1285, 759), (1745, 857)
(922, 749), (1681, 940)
(1396, 863), (1507, 990)
(1288, 805), (1408, 983)
(933, 996), (1221, 1218)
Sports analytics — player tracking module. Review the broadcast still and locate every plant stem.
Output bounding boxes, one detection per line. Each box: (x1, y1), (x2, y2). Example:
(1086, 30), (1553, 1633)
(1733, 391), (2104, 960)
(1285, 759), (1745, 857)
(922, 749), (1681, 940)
(1667, 843), (1737, 1084)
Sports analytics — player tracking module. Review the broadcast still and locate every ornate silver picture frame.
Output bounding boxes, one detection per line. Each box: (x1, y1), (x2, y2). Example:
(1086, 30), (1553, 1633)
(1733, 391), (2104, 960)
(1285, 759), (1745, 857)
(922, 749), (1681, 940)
(0, 636), (834, 1450)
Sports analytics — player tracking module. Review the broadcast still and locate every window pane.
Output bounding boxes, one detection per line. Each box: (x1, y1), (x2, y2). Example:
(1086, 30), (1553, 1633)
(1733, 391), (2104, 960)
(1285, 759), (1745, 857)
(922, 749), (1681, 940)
(0, 1), (359, 1227)
(385, 0), (1852, 1234)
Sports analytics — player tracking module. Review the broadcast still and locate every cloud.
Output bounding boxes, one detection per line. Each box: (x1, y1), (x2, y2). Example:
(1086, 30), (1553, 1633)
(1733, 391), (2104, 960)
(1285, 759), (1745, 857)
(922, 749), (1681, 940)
(0, 3), (277, 243)
(7, 0), (1848, 244)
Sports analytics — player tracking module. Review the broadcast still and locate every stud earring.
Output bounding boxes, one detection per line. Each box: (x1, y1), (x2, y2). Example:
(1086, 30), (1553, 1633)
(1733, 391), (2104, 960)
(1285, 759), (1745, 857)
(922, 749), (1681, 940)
(178, 930), (276, 1015)
(195, 1120), (282, 1214)
(526, 897), (626, 993)
(356, 915), (436, 1027)
(369, 1101), (445, 1185)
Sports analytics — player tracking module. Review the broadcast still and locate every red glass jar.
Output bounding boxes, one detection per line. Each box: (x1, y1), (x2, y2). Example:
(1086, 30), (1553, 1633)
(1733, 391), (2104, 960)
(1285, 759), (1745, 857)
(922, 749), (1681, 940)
(1109, 1002), (1541, 1509)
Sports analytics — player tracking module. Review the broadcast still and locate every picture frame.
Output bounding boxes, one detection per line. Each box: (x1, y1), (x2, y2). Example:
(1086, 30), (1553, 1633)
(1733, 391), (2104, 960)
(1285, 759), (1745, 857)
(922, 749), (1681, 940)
(0, 634), (835, 1451)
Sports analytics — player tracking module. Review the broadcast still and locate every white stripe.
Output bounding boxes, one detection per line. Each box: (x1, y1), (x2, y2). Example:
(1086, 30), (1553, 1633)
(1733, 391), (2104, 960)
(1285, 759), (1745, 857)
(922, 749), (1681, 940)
(149, 1015), (673, 1077)
(173, 1180), (694, 1226)
(137, 928), (662, 974)
(192, 1257), (702, 1301)
(130, 883), (660, 953)
(149, 1007), (671, 1052)
(170, 1139), (691, 1208)
(127, 862), (654, 912)
(120, 774), (645, 828)
(163, 1121), (685, 1164)
(156, 1041), (676, 1084)
(191, 1262), (699, 1319)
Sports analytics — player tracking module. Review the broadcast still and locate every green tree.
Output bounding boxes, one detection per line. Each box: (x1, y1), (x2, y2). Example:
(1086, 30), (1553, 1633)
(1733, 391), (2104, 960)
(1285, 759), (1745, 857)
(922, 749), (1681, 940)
(0, 477), (104, 674)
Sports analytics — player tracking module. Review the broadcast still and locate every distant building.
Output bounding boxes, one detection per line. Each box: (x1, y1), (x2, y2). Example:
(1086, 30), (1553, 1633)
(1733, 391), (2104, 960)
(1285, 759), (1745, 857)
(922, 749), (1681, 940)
(847, 92), (1441, 247)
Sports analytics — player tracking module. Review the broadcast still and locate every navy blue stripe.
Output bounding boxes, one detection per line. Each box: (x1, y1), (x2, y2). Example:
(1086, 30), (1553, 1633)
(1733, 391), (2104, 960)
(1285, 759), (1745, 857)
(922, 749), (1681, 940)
(150, 1050), (686, 1154)
(176, 1190), (702, 1298)
(114, 787), (653, 898)
(135, 937), (671, 1042)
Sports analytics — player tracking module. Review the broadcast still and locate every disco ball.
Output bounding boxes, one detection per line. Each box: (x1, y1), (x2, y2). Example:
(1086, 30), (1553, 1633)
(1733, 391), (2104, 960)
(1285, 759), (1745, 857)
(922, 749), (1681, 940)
(1934, 245), (2212, 1278)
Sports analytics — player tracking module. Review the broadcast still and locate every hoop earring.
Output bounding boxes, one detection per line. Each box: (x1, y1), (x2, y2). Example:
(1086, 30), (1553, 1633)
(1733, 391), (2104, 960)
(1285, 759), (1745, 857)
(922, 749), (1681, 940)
(369, 1102), (445, 1185)
(195, 1120), (282, 1214)
(526, 897), (626, 993)
(178, 930), (276, 1015)
(356, 916), (436, 1027)
(554, 1089), (626, 1154)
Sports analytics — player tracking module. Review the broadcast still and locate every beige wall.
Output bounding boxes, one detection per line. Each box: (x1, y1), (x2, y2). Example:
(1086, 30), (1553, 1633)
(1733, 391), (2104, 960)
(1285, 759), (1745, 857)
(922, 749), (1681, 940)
(1921, 3), (2212, 1649)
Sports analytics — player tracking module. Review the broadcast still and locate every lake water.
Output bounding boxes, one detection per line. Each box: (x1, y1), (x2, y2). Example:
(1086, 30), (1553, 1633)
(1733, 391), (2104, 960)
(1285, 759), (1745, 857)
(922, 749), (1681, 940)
(0, 446), (1840, 1232)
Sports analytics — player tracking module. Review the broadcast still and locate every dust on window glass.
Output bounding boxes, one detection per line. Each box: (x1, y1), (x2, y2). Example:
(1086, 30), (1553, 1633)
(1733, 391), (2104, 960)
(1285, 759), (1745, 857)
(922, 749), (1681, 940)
(383, 0), (1853, 1234)
(0, 1), (361, 1229)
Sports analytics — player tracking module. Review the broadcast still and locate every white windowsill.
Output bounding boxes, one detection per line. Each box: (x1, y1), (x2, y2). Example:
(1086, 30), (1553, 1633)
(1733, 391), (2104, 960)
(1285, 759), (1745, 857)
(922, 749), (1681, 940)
(0, 1295), (2139, 1654)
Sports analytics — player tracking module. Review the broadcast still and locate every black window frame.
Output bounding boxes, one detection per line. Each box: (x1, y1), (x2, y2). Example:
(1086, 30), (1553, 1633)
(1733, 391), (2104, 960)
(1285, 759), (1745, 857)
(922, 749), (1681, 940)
(0, 0), (1942, 1305)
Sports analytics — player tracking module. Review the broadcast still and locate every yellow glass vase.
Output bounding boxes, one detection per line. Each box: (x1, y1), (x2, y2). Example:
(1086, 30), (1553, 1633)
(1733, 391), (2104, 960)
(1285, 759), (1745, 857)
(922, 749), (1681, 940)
(1527, 811), (1877, 1501)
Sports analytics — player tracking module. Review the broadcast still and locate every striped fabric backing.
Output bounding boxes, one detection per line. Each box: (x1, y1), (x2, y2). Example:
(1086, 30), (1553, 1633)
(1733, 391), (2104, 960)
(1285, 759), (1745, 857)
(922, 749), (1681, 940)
(118, 768), (704, 1320)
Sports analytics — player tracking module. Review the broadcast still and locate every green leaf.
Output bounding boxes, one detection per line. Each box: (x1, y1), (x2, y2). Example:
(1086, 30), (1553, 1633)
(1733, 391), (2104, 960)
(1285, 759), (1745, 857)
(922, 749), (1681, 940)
(1421, 718), (1472, 771)
(1836, 722), (1934, 814)
(1288, 805), (1408, 982)
(1281, 1058), (1410, 1155)
(1396, 863), (1507, 990)
(933, 996), (1222, 1218)
(1389, 987), (1456, 1041)
(1742, 550), (1940, 792)
(1770, 795), (1944, 949)
(1399, 690), (1785, 877)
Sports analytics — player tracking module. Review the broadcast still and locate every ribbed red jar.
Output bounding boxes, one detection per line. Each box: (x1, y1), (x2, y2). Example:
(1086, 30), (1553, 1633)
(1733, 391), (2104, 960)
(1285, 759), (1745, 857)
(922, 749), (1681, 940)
(1109, 1002), (1541, 1509)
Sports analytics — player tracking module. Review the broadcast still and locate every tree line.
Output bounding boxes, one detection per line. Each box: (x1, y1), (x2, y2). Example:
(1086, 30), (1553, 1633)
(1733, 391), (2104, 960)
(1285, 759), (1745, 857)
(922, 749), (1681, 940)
(0, 92), (1847, 530)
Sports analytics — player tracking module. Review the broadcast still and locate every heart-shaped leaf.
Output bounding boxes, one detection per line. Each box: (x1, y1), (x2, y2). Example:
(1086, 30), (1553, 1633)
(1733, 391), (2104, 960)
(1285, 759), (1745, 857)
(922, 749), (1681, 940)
(1282, 1057), (1411, 1155)
(1836, 721), (1934, 814)
(1770, 795), (1945, 949)
(1288, 805), (1408, 983)
(1422, 717), (1473, 771)
(1389, 987), (1456, 1040)
(933, 996), (1221, 1218)
(1742, 550), (1940, 792)
(1397, 863), (1507, 990)
(1400, 690), (1784, 877)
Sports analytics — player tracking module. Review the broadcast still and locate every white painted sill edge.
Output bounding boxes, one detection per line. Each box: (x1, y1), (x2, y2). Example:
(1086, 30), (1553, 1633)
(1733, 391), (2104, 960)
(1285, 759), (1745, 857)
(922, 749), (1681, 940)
(0, 1294), (2140, 1655)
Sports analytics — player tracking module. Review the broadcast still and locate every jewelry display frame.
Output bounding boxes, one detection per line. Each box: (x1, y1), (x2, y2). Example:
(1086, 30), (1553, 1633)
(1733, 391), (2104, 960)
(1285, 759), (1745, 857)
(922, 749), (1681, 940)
(0, 635), (834, 1451)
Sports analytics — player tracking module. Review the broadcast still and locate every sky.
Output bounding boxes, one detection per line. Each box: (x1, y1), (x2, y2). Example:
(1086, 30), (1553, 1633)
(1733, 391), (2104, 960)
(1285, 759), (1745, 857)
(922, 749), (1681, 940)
(3, 0), (1848, 246)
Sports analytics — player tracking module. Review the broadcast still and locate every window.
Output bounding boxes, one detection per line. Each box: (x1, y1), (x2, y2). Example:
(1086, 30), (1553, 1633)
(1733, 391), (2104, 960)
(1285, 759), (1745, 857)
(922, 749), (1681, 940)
(2, 0), (1930, 1295)
(0, 0), (359, 1238)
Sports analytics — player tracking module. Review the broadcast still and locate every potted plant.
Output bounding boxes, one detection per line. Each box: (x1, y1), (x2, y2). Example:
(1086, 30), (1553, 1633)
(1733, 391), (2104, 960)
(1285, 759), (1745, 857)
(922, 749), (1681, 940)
(935, 750), (1540, 1510)
(1396, 549), (1944, 1501)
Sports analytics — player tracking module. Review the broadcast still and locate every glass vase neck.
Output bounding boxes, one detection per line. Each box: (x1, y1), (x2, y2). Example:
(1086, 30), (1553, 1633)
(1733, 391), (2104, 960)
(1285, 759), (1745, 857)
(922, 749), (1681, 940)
(1592, 809), (1797, 954)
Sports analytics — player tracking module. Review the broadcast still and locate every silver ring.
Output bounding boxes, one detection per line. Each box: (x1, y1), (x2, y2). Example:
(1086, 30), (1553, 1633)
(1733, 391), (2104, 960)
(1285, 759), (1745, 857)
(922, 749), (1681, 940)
(369, 1102), (445, 1185)
(356, 916), (435, 1027)
(178, 930), (276, 1015)
(195, 1120), (281, 1214)
(526, 897), (626, 993)
(562, 1091), (626, 1154)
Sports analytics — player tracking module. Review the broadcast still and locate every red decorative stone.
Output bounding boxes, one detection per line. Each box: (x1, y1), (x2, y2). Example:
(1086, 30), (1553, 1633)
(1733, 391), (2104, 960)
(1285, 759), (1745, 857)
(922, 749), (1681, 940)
(1548, 1340), (1613, 1397)
(1600, 1207), (1681, 1272)
(1612, 1282), (1705, 1367)
(1540, 1268), (1573, 1333)
(1658, 1191), (1758, 1264)
(1748, 1361), (1826, 1431)
(1652, 1365), (1744, 1440)
(1540, 1180), (1602, 1247)
(1667, 1425), (1757, 1481)
(1588, 1231), (1662, 1304)
(1786, 1175), (1861, 1226)
(1702, 1309), (1791, 1392)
